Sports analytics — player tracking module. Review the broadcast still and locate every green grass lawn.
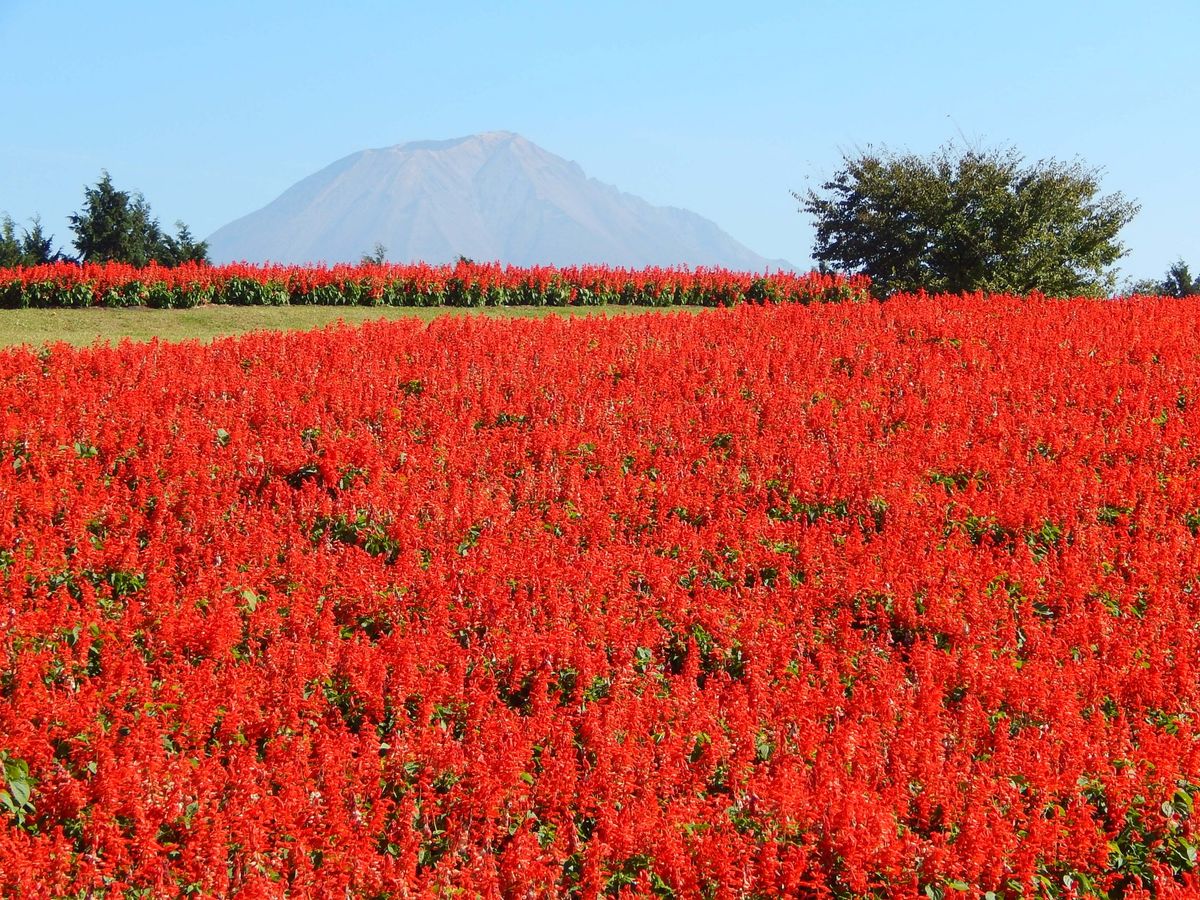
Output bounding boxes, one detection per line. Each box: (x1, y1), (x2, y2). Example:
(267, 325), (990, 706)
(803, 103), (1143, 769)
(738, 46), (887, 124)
(0, 305), (701, 349)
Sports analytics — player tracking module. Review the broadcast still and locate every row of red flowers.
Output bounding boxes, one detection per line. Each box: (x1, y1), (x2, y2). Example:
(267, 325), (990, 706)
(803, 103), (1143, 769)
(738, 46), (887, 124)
(2, 296), (1200, 897)
(0, 261), (869, 309)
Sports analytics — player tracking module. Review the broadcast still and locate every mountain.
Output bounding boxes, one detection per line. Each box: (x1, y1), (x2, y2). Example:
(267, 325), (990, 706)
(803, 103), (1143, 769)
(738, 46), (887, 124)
(206, 132), (793, 270)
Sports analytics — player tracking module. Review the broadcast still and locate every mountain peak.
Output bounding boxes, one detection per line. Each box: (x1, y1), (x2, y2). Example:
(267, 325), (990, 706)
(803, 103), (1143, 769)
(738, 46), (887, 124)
(389, 131), (525, 154)
(206, 134), (793, 270)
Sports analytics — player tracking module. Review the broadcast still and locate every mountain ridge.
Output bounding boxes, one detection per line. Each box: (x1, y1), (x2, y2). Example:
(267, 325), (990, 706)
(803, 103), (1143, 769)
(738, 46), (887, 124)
(206, 132), (794, 271)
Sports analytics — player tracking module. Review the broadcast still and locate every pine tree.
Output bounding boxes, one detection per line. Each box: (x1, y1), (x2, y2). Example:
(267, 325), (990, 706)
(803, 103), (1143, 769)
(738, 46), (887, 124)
(0, 214), (62, 266)
(68, 171), (209, 266)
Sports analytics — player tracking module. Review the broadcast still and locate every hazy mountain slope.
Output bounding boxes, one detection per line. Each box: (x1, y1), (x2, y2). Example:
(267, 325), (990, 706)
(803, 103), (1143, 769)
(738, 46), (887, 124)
(207, 132), (793, 270)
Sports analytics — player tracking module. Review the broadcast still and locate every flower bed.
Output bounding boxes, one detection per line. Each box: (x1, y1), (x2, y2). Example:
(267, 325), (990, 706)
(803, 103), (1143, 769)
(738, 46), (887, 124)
(1, 296), (1199, 897)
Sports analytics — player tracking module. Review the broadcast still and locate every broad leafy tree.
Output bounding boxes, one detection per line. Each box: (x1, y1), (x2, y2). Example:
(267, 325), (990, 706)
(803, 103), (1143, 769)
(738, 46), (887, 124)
(797, 145), (1139, 296)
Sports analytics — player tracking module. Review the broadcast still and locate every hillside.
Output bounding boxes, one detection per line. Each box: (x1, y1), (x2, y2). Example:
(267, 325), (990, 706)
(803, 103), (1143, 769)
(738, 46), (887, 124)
(206, 132), (793, 269)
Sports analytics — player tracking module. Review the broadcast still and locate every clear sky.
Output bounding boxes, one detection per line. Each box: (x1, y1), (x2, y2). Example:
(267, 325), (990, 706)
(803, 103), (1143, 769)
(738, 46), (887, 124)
(2, 0), (1196, 282)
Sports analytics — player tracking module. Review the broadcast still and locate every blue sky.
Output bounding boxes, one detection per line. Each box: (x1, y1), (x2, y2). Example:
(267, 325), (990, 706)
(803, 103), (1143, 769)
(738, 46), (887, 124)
(2, 0), (1196, 281)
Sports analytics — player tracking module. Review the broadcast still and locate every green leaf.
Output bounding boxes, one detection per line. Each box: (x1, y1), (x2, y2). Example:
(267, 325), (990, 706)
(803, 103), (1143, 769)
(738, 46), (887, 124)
(0, 753), (35, 826)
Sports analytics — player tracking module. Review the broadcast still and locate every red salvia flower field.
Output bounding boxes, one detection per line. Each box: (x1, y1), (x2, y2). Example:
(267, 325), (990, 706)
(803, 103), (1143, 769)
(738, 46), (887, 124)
(3, 292), (1200, 897)
(0, 261), (867, 309)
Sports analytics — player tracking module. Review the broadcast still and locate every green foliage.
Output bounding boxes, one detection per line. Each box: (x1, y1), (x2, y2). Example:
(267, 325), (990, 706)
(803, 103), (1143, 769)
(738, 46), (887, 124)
(69, 171), (153, 264)
(0, 214), (62, 266)
(798, 144), (1139, 297)
(1129, 260), (1200, 297)
(361, 242), (389, 265)
(156, 221), (210, 267)
(0, 751), (35, 829)
(68, 171), (209, 266)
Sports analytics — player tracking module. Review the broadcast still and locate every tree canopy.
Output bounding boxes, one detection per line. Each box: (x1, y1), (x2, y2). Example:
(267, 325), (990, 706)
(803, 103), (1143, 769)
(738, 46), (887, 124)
(797, 145), (1139, 297)
(68, 171), (209, 266)
(361, 242), (388, 265)
(1129, 260), (1200, 298)
(0, 215), (62, 267)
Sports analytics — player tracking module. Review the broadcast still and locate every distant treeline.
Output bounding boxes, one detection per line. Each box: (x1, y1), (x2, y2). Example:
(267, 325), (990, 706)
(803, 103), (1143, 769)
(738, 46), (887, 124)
(2, 171), (208, 268)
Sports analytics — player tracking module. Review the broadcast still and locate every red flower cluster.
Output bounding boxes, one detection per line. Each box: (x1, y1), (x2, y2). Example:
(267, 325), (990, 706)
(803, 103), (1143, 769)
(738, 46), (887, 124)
(2, 296), (1200, 897)
(0, 261), (868, 309)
